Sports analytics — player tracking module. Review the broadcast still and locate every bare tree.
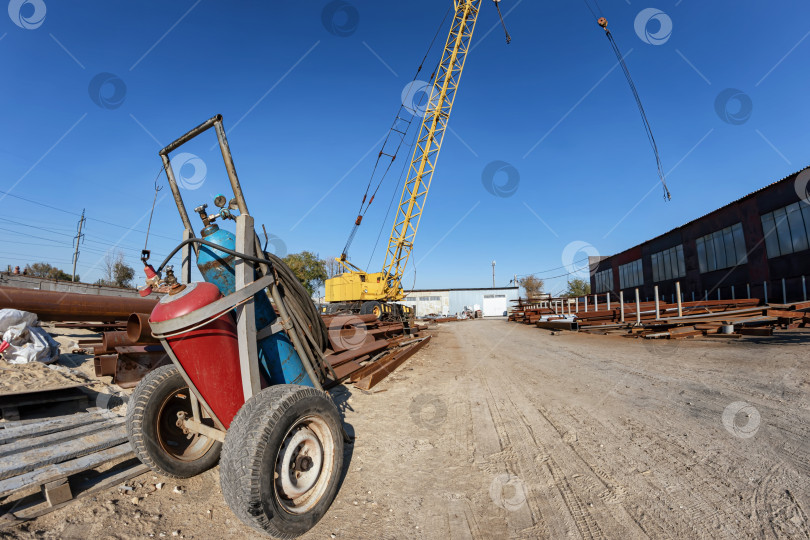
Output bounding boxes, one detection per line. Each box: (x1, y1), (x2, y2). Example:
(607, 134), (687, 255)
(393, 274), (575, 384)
(323, 256), (343, 279)
(97, 250), (135, 288)
(519, 276), (544, 299)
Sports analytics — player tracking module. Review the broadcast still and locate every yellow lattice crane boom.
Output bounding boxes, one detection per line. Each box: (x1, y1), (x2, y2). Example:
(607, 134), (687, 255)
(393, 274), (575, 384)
(325, 0), (483, 316)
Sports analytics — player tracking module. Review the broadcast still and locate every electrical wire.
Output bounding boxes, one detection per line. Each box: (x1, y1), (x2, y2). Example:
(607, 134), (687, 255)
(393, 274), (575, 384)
(340, 5), (452, 260)
(0, 189), (179, 241)
(1, 219), (171, 260)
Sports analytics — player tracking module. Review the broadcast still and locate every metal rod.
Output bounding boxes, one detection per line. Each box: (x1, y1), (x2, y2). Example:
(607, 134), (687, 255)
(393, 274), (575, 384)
(189, 391), (202, 423)
(803, 276), (807, 301)
(635, 288), (641, 325)
(782, 278), (787, 304)
(183, 417), (226, 443)
(160, 153), (196, 248)
(181, 228), (193, 284)
(747, 283), (751, 299)
(654, 285), (660, 320)
(594, 294), (598, 312)
(584, 296), (588, 312)
(764, 281), (768, 304)
(215, 120), (249, 216)
(159, 340), (225, 430)
(731, 285), (735, 300)
(159, 114), (221, 156)
(606, 292), (611, 311)
(675, 282), (683, 317)
(619, 291), (625, 322)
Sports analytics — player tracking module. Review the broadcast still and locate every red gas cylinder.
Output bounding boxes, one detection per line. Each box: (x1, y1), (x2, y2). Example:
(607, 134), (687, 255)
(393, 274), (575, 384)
(150, 282), (243, 427)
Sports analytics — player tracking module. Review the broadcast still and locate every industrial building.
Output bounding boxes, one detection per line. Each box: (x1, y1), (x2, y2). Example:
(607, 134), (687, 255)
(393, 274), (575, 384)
(400, 286), (519, 318)
(590, 166), (810, 304)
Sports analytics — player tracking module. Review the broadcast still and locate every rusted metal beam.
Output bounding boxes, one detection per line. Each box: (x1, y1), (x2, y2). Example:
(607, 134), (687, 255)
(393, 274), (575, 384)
(353, 336), (431, 391)
(0, 287), (156, 322)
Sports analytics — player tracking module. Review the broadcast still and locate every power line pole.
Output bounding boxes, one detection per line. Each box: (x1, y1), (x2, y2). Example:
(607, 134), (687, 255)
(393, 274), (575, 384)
(72, 209), (86, 282)
(491, 260), (496, 288)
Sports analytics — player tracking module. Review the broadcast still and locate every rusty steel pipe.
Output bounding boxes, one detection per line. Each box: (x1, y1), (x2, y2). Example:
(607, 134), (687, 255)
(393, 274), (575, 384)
(0, 287), (157, 322)
(126, 313), (160, 345)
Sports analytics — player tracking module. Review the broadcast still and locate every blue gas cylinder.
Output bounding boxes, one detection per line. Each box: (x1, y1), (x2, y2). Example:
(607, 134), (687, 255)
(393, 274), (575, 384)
(196, 224), (313, 387)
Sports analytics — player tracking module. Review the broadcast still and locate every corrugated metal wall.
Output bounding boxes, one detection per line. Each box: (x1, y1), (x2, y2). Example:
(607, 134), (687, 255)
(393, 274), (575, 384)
(402, 288), (519, 317)
(590, 169), (810, 303)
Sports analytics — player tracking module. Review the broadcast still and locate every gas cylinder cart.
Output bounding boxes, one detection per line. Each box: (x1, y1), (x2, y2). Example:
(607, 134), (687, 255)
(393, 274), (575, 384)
(126, 115), (347, 539)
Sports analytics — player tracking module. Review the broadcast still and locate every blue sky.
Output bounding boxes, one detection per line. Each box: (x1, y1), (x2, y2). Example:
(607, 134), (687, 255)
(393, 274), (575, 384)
(2, 1), (809, 295)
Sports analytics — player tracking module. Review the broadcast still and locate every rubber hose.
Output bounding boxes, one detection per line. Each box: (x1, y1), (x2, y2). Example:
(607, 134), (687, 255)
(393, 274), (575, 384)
(262, 251), (329, 354)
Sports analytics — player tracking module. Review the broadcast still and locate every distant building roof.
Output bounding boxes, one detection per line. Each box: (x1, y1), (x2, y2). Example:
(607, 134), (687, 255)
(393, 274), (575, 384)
(405, 286), (519, 293)
(606, 164), (810, 257)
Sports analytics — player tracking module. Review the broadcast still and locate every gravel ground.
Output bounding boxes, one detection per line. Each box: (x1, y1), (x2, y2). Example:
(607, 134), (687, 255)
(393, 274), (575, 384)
(3, 319), (809, 539)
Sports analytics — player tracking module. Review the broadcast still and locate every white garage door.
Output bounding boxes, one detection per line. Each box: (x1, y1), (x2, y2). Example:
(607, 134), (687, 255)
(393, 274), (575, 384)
(482, 295), (507, 317)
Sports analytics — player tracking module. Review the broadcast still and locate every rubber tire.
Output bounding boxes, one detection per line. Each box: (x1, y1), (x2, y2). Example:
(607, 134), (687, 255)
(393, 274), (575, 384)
(360, 300), (382, 317)
(219, 385), (344, 539)
(126, 364), (222, 478)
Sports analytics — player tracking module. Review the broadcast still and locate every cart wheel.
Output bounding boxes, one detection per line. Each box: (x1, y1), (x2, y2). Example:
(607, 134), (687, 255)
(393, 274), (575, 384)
(220, 385), (344, 538)
(360, 300), (383, 318)
(126, 364), (221, 478)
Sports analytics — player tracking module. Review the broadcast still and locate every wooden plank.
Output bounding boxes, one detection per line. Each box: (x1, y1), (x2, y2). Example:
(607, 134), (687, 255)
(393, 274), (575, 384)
(0, 442), (134, 497)
(42, 479), (72, 506)
(0, 417), (124, 458)
(1, 460), (149, 525)
(0, 443), (134, 498)
(766, 309), (802, 319)
(738, 327), (774, 336)
(668, 330), (704, 339)
(0, 413), (104, 445)
(0, 425), (127, 481)
(0, 383), (87, 400)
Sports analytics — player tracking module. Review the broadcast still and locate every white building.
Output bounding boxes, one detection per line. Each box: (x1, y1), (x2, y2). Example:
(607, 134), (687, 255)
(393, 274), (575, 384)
(400, 287), (519, 318)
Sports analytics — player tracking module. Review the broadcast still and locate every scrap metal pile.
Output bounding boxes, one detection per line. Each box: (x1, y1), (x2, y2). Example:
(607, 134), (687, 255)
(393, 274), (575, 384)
(322, 314), (430, 390)
(509, 296), (810, 339)
(0, 286), (429, 390)
(0, 287), (168, 387)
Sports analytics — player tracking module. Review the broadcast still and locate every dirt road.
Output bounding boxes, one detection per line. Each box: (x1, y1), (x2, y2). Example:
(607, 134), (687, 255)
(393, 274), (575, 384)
(7, 319), (809, 539)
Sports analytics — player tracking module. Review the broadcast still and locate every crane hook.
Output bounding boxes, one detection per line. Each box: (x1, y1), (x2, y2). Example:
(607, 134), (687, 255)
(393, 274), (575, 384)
(598, 17), (608, 32)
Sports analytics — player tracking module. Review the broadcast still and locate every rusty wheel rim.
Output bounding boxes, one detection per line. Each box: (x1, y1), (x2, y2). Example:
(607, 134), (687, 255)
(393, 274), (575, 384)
(156, 389), (216, 462)
(274, 415), (335, 515)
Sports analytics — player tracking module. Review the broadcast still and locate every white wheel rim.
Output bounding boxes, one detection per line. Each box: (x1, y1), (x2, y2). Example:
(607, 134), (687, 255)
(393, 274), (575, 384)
(274, 415), (335, 514)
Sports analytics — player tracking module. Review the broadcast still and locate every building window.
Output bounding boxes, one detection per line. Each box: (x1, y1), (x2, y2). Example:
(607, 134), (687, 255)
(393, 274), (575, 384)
(761, 202), (810, 258)
(418, 296), (441, 301)
(594, 268), (613, 293)
(651, 245), (686, 282)
(695, 223), (747, 273)
(483, 294), (506, 299)
(618, 259), (643, 289)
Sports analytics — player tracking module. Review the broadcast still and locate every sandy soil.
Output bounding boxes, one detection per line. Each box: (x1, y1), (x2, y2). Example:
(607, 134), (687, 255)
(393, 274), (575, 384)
(3, 319), (809, 539)
(0, 325), (112, 396)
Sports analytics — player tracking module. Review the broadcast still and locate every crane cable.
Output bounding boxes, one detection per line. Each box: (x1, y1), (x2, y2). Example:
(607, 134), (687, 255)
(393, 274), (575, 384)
(493, 0), (512, 44)
(584, 1), (672, 201)
(339, 6), (453, 261)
